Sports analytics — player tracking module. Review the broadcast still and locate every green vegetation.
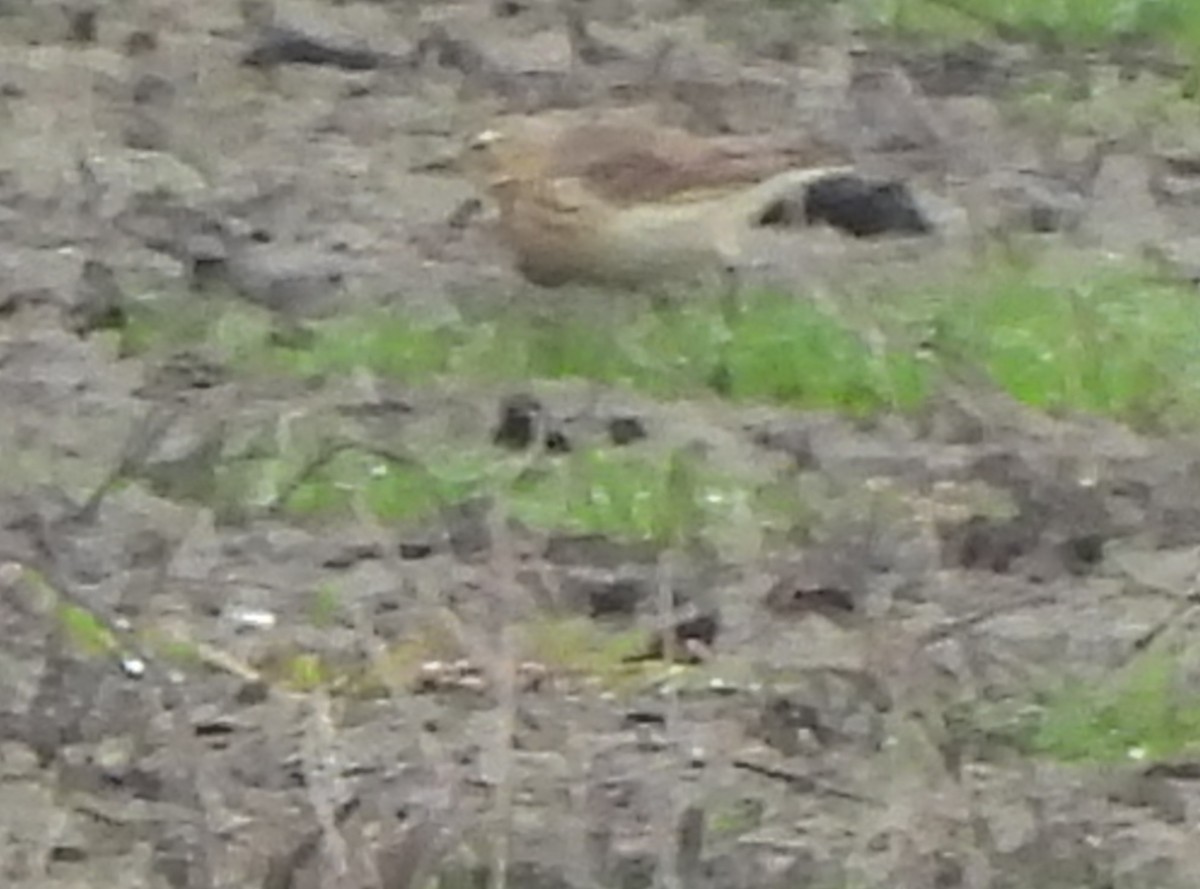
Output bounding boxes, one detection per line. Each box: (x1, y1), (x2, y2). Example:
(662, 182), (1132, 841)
(309, 583), (342, 629)
(266, 294), (924, 414)
(939, 648), (1200, 766)
(521, 616), (648, 681)
(259, 441), (805, 551)
(1033, 649), (1200, 762)
(121, 254), (1200, 435)
(253, 615), (666, 696)
(121, 257), (1200, 433)
(919, 260), (1200, 430)
(1003, 66), (1195, 148)
(120, 295), (275, 364)
(855, 0), (1200, 54)
(57, 602), (119, 657)
(280, 447), (490, 524)
(123, 292), (925, 415)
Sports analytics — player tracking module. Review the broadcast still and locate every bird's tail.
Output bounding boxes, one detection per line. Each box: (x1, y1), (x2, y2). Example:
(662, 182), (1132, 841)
(728, 165), (857, 227)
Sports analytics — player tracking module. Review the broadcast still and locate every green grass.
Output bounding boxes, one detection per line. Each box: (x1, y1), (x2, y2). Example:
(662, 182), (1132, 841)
(281, 447), (492, 522)
(261, 441), (805, 548)
(854, 0), (1200, 54)
(507, 447), (729, 545)
(1003, 68), (1192, 147)
(263, 294), (927, 414)
(266, 312), (457, 379)
(920, 261), (1200, 430)
(57, 602), (119, 657)
(120, 296), (275, 363)
(120, 257), (1200, 432)
(1033, 649), (1200, 763)
(521, 616), (649, 679)
(941, 647), (1200, 766)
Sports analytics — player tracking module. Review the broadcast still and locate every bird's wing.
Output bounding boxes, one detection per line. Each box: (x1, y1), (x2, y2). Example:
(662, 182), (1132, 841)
(561, 126), (850, 206)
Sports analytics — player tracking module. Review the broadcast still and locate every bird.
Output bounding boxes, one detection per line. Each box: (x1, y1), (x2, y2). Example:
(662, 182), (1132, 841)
(456, 109), (932, 290)
(455, 110), (851, 289)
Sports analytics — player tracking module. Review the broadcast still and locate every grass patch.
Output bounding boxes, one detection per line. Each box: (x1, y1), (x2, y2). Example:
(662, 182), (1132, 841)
(57, 602), (119, 657)
(266, 311), (457, 380)
(123, 258), (1200, 432)
(521, 616), (649, 683)
(254, 617), (663, 697)
(920, 261), (1200, 430)
(121, 296), (275, 364)
(1003, 65), (1195, 148)
(856, 0), (1200, 55)
(720, 293), (926, 411)
(281, 447), (493, 523)
(508, 447), (721, 545)
(1032, 649), (1200, 763)
(264, 441), (806, 550)
(267, 293), (926, 414)
(125, 290), (920, 415)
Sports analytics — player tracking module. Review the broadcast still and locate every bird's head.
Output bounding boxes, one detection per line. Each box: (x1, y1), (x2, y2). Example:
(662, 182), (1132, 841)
(457, 124), (550, 197)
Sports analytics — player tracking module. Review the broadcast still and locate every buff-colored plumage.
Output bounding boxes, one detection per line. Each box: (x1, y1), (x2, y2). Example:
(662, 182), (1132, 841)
(458, 109), (854, 288)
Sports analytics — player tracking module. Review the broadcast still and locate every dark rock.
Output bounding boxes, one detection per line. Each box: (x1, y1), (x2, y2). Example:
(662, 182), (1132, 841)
(491, 0), (527, 17)
(543, 426), (572, 453)
(398, 540), (435, 560)
(443, 497), (492, 559)
(493, 393), (542, 450)
(65, 4), (97, 43)
(124, 29), (158, 56)
(559, 568), (650, 618)
(608, 415), (646, 446)
(625, 610), (720, 664)
(939, 513), (1034, 574)
(321, 541), (383, 569)
(131, 73), (174, 107)
(940, 451), (1115, 579)
(68, 259), (127, 336)
(543, 533), (658, 568)
(763, 546), (867, 624)
(414, 25), (490, 78)
(756, 694), (826, 755)
(748, 421), (817, 470)
(763, 576), (857, 622)
(243, 27), (396, 71)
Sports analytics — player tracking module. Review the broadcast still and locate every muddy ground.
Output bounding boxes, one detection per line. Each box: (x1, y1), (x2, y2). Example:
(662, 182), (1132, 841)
(6, 0), (1200, 887)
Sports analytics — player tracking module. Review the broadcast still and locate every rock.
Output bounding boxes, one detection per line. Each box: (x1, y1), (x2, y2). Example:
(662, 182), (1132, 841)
(982, 169), (1087, 234)
(80, 149), (208, 221)
(242, 26), (402, 71)
(845, 54), (946, 160)
(607, 414), (646, 446)
(67, 259), (127, 335)
(1081, 153), (1170, 251)
(215, 242), (349, 318)
(493, 393), (543, 450)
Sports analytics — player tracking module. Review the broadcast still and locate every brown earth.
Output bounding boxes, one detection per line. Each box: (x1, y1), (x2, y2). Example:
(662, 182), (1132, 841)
(5, 1), (1200, 888)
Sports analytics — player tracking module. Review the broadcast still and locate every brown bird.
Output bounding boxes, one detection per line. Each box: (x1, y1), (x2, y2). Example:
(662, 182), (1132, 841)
(457, 109), (863, 289)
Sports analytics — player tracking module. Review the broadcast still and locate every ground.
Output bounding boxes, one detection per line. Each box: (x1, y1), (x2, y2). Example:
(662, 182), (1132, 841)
(5, 1), (1200, 887)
